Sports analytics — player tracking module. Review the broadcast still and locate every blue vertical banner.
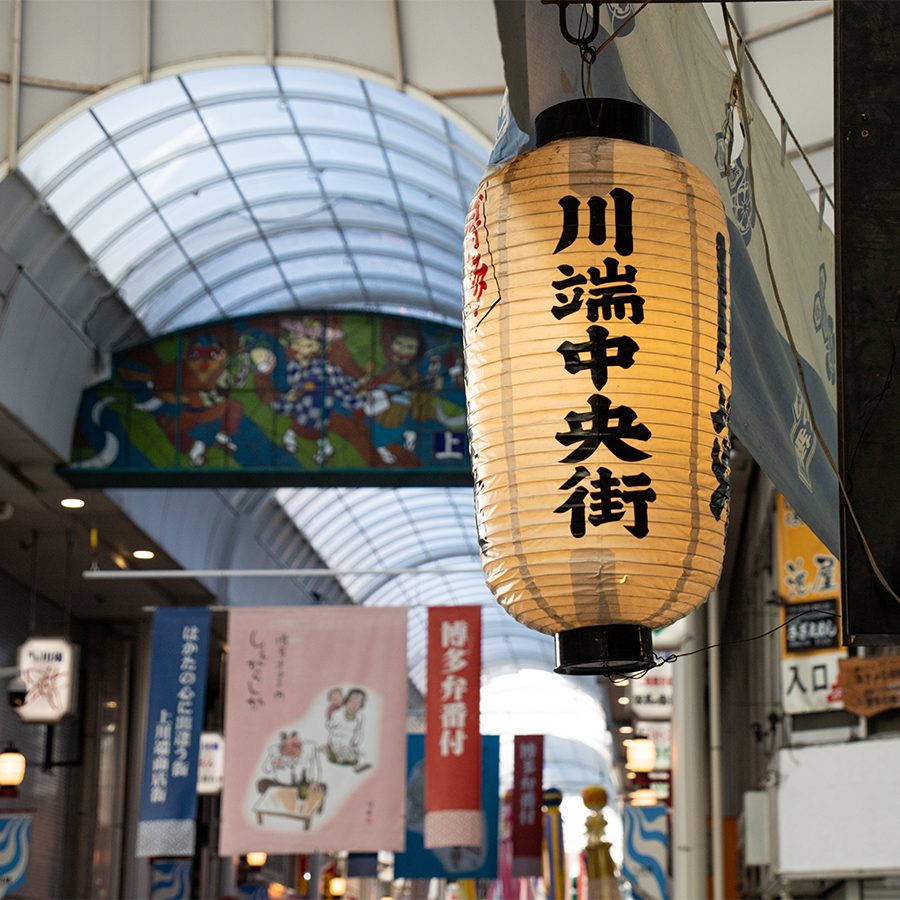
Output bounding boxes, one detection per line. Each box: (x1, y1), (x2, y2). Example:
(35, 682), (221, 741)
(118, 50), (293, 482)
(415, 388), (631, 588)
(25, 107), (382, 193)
(0, 815), (31, 898)
(622, 805), (669, 900)
(394, 733), (499, 879)
(150, 859), (192, 899)
(137, 607), (212, 857)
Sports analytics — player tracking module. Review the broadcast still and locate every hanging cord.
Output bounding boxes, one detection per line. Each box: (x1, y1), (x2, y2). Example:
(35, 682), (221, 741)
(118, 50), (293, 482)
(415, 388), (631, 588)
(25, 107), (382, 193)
(719, 4), (833, 209)
(660, 610), (840, 665)
(720, 4), (900, 606)
(28, 529), (39, 634)
(64, 529), (73, 639)
(578, 3), (650, 104)
(602, 610), (842, 681)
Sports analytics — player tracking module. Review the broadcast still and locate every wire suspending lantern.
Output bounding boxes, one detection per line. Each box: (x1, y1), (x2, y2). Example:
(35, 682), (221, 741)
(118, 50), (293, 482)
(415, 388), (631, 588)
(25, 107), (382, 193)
(463, 98), (731, 675)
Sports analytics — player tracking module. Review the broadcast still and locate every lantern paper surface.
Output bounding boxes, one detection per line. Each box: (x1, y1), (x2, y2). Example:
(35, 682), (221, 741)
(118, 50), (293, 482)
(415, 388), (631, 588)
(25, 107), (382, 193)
(463, 137), (730, 634)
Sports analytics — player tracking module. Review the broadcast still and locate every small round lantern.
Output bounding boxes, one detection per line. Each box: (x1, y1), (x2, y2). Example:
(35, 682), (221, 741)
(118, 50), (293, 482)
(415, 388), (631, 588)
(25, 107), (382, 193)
(463, 98), (730, 675)
(624, 735), (656, 773)
(0, 743), (26, 797)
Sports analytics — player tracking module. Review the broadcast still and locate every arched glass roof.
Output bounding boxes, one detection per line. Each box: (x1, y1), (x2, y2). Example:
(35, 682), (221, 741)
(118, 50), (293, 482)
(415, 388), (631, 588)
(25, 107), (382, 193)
(20, 62), (613, 802)
(20, 65), (487, 335)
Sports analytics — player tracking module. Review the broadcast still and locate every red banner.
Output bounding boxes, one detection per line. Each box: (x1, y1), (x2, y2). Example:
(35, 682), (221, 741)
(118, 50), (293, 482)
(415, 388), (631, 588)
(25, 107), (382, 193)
(424, 605), (482, 848)
(512, 734), (544, 876)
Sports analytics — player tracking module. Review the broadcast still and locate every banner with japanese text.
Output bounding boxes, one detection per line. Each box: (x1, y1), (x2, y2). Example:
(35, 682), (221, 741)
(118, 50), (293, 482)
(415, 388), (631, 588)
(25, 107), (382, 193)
(775, 494), (845, 714)
(395, 733), (499, 879)
(219, 607), (407, 854)
(512, 734), (544, 877)
(424, 605), (482, 848)
(137, 608), (211, 857)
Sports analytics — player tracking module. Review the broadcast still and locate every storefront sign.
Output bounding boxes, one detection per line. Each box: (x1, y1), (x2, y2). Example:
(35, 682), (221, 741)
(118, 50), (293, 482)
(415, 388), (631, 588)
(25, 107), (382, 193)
(15, 638), (78, 723)
(137, 608), (211, 857)
(627, 671), (673, 720)
(512, 735), (544, 877)
(196, 732), (225, 795)
(425, 605), (482, 848)
(839, 656), (900, 717)
(775, 494), (846, 714)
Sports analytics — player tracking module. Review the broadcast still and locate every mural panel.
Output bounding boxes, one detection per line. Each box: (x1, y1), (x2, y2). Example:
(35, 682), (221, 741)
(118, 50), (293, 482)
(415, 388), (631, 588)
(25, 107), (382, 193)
(64, 312), (470, 486)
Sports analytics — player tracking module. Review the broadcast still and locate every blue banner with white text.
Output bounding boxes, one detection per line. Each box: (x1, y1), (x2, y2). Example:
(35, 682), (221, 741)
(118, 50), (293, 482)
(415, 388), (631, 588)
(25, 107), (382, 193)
(394, 733), (499, 879)
(137, 607), (211, 857)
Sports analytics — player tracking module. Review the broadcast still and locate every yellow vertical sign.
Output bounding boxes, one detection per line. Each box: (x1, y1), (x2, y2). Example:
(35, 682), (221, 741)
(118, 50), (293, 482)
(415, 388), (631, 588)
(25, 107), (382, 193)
(774, 494), (845, 714)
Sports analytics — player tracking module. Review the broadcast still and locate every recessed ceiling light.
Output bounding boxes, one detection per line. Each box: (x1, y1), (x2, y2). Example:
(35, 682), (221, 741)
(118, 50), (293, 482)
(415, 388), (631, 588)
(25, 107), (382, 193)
(619, 725), (634, 734)
(133, 549), (155, 560)
(617, 696), (630, 705)
(111, 553), (128, 570)
(60, 498), (85, 509)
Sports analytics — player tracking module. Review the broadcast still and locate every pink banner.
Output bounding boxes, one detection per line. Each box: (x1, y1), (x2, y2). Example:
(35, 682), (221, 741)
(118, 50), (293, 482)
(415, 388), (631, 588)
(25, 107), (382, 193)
(219, 607), (408, 854)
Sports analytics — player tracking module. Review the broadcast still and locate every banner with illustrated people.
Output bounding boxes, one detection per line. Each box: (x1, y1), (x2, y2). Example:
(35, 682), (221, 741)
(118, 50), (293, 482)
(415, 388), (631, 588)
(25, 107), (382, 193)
(219, 607), (408, 854)
(65, 310), (469, 487)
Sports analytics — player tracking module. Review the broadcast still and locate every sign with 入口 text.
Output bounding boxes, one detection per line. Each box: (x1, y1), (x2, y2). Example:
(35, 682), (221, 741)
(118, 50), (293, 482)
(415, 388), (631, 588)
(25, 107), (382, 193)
(511, 734), (544, 877)
(137, 608), (211, 857)
(424, 605), (482, 849)
(838, 655), (900, 717)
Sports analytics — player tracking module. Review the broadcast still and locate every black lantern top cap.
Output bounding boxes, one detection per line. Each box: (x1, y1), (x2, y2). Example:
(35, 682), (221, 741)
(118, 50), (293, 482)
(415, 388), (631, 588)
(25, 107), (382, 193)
(535, 98), (651, 148)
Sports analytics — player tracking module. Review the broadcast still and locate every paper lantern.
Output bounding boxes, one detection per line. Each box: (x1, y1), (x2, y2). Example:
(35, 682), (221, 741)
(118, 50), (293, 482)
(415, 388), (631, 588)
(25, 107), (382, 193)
(629, 788), (659, 807)
(463, 99), (730, 674)
(624, 736), (656, 773)
(0, 743), (26, 796)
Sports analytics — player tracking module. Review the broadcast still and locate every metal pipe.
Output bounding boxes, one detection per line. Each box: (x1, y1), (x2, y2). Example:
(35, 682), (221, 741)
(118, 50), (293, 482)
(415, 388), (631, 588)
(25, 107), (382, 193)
(6, 0), (22, 170)
(709, 589), (725, 899)
(83, 565), (483, 580)
(140, 0), (152, 83)
(672, 608), (709, 898)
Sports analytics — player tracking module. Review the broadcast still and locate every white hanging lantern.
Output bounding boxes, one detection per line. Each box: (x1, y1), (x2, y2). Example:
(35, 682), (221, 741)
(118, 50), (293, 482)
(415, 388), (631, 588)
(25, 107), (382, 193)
(0, 743), (26, 795)
(463, 99), (730, 674)
(624, 736), (657, 773)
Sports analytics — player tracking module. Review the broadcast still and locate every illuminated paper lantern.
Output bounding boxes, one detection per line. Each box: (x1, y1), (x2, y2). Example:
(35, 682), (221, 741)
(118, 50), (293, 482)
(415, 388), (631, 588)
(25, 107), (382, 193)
(463, 99), (730, 674)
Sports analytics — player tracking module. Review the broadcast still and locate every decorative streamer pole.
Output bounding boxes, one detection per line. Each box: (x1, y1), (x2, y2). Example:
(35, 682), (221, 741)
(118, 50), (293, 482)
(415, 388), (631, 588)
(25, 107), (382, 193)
(582, 786), (620, 900)
(542, 788), (566, 900)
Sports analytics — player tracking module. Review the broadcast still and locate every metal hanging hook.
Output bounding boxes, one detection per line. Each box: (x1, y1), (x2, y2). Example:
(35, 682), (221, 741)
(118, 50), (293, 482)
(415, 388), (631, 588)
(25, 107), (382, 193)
(541, 0), (602, 46)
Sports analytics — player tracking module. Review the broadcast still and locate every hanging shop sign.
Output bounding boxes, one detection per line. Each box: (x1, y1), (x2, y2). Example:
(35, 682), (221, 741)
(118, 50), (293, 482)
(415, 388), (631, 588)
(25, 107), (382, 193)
(14, 638), (78, 723)
(63, 311), (469, 489)
(775, 494), (845, 715)
(635, 720), (671, 772)
(196, 732), (225, 795)
(838, 656), (900, 718)
(395, 733), (499, 879)
(0, 815), (31, 898)
(137, 608), (212, 857)
(627, 670), (673, 721)
(511, 734), (544, 877)
(424, 605), (482, 849)
(219, 607), (407, 855)
(463, 98), (730, 675)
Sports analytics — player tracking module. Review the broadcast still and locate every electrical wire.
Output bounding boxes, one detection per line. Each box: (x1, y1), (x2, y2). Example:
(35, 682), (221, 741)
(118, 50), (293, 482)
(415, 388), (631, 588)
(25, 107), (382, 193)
(720, 4), (900, 606)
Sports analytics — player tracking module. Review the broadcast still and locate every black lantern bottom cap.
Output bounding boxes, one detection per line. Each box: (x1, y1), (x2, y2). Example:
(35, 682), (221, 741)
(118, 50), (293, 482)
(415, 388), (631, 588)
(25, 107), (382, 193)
(554, 625), (654, 676)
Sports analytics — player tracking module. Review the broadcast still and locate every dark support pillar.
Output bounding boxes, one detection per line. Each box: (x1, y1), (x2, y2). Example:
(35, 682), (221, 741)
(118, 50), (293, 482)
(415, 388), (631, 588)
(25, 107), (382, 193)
(836, 1), (900, 643)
